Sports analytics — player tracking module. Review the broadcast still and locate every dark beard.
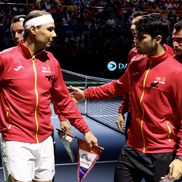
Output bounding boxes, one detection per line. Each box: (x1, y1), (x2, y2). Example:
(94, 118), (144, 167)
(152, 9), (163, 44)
(137, 43), (158, 55)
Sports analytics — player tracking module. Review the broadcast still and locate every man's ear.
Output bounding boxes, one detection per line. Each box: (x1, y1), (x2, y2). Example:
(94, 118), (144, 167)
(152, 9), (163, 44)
(29, 26), (37, 35)
(155, 35), (162, 44)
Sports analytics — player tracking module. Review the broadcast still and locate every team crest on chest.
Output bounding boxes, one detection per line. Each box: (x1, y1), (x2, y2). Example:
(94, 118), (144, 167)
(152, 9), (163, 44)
(41, 66), (51, 74)
(155, 76), (166, 84)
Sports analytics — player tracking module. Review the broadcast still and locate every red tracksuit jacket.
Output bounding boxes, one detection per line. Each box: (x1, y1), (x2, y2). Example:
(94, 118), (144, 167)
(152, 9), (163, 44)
(84, 51), (182, 156)
(118, 44), (175, 114)
(0, 43), (89, 143)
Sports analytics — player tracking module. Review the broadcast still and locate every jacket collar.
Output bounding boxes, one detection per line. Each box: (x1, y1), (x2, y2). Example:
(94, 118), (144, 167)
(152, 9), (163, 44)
(147, 44), (170, 65)
(17, 42), (46, 59)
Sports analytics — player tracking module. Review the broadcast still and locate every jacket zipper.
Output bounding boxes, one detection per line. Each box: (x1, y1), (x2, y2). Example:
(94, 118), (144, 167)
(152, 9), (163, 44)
(6, 108), (12, 130)
(166, 121), (172, 142)
(139, 61), (152, 153)
(32, 56), (39, 143)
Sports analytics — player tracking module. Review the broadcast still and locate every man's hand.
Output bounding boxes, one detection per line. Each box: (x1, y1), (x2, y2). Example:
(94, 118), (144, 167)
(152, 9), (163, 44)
(70, 85), (85, 103)
(169, 159), (182, 180)
(60, 120), (71, 136)
(116, 113), (124, 132)
(84, 131), (98, 148)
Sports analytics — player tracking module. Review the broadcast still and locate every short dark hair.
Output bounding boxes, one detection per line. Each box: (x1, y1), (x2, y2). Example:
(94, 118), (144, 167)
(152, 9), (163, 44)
(173, 20), (182, 31)
(136, 13), (170, 44)
(129, 11), (148, 22)
(131, 11), (148, 19)
(11, 15), (26, 25)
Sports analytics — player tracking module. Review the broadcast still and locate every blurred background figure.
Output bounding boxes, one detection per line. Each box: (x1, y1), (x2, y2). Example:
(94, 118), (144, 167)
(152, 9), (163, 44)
(10, 14), (26, 44)
(172, 20), (182, 62)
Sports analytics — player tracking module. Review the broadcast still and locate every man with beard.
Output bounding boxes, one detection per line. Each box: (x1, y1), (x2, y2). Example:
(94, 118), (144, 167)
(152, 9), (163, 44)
(116, 11), (174, 134)
(0, 10), (98, 182)
(71, 13), (182, 182)
(172, 20), (182, 62)
(10, 15), (26, 45)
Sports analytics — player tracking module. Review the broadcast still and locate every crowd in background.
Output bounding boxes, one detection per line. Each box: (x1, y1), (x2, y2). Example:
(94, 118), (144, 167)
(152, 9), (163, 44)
(0, 0), (182, 77)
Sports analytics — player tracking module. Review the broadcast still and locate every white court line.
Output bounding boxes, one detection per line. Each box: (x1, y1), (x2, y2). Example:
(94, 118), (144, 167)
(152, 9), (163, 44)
(0, 160), (117, 170)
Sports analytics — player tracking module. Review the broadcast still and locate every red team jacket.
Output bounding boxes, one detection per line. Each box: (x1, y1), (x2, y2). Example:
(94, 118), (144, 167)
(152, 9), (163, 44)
(0, 43), (89, 143)
(118, 44), (175, 114)
(84, 50), (182, 156)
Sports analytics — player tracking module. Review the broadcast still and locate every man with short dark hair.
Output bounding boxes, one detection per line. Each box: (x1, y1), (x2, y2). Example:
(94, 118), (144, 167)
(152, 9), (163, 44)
(71, 13), (182, 182)
(172, 20), (182, 62)
(116, 11), (174, 134)
(10, 15), (26, 44)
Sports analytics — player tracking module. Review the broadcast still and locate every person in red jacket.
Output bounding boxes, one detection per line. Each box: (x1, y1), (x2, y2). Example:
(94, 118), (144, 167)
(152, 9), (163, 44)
(10, 14), (71, 136)
(0, 10), (98, 182)
(116, 11), (174, 134)
(71, 13), (182, 181)
(10, 15), (26, 45)
(8, 14), (72, 182)
(172, 20), (182, 62)
(116, 11), (148, 133)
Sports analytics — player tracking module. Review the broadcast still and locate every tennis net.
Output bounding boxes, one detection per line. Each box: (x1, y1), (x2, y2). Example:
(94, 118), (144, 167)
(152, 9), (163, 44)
(62, 69), (124, 133)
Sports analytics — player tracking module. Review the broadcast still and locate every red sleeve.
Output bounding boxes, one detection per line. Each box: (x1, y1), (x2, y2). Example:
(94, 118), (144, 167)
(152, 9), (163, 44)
(0, 54), (5, 82)
(176, 119), (182, 156)
(58, 115), (68, 121)
(118, 47), (137, 113)
(84, 71), (130, 100)
(51, 98), (67, 121)
(118, 93), (129, 113)
(172, 66), (182, 156)
(51, 61), (89, 134)
(127, 47), (138, 64)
